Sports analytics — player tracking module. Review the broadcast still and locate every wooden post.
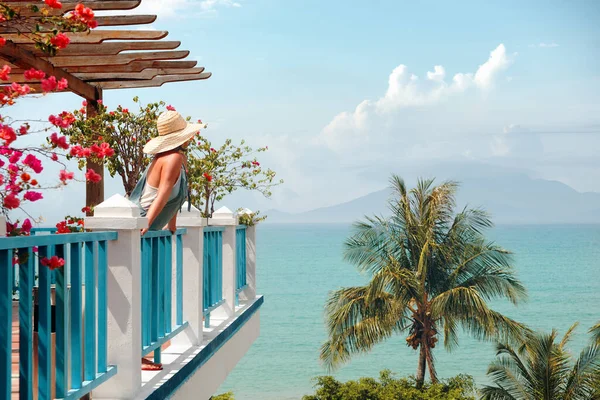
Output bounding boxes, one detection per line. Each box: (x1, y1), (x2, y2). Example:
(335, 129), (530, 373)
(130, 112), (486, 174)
(85, 93), (104, 214)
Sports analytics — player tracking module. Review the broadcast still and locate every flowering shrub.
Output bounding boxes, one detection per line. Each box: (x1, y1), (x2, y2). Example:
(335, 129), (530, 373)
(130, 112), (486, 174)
(188, 138), (282, 218)
(60, 97), (169, 195)
(0, 1), (97, 55)
(237, 209), (266, 226)
(0, 1), (105, 234)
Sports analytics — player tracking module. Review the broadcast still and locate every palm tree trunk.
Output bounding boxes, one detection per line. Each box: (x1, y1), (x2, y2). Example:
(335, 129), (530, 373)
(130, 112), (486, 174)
(425, 345), (438, 384)
(416, 342), (427, 389)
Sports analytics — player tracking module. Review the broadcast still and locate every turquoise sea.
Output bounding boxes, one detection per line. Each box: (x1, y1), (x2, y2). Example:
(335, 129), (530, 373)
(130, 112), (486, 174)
(219, 224), (600, 399)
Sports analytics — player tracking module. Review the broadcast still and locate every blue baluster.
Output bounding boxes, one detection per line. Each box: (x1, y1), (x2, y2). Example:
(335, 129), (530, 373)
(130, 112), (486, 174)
(151, 237), (160, 363)
(141, 238), (150, 348)
(84, 241), (96, 381)
(176, 233), (183, 326)
(55, 244), (68, 398)
(0, 249), (12, 400)
(37, 246), (51, 400)
(158, 237), (165, 340)
(165, 235), (173, 333)
(97, 240), (108, 373)
(70, 242), (83, 389)
(19, 248), (34, 400)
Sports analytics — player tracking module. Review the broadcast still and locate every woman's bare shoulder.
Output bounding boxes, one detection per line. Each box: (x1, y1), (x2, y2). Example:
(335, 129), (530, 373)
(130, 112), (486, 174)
(156, 152), (184, 170)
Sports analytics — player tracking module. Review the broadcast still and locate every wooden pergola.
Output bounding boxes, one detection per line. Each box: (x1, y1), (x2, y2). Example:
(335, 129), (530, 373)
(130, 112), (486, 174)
(0, 0), (211, 209)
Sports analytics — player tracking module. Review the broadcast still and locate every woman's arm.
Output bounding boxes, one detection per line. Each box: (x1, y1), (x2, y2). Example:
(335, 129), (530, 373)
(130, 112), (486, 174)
(142, 154), (182, 234)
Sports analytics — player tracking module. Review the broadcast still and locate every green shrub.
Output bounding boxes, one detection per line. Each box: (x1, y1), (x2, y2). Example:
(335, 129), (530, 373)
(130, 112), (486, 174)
(303, 370), (475, 400)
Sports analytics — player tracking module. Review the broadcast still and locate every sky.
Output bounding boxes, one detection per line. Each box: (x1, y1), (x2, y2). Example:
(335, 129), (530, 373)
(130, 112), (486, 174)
(7, 0), (600, 222)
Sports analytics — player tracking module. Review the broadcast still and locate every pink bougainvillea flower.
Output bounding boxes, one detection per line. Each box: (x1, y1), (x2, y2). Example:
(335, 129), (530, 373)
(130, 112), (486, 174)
(0, 65), (11, 81)
(50, 33), (70, 49)
(59, 170), (74, 184)
(21, 219), (32, 234)
(23, 154), (43, 173)
(203, 172), (213, 182)
(41, 76), (57, 92)
(51, 153), (58, 161)
(44, 0), (63, 9)
(18, 125), (28, 135)
(69, 145), (91, 158)
(40, 256), (65, 270)
(8, 150), (22, 164)
(85, 169), (102, 183)
(91, 142), (114, 158)
(0, 125), (16, 145)
(122, 108), (129, 113)
(24, 68), (46, 81)
(49, 133), (69, 149)
(11, 82), (31, 96)
(56, 78), (68, 90)
(0, 38), (6, 47)
(23, 191), (43, 202)
(210, 148), (216, 152)
(81, 206), (92, 214)
(3, 193), (20, 209)
(166, 105), (176, 111)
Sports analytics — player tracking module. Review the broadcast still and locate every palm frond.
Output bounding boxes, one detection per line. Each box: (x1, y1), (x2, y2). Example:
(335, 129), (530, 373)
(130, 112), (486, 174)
(590, 321), (600, 344)
(480, 385), (520, 400)
(320, 286), (406, 371)
(431, 287), (529, 344)
(564, 342), (600, 400)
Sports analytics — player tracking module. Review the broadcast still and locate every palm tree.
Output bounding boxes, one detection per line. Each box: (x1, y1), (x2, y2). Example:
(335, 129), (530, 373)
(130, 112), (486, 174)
(591, 322), (600, 344)
(481, 323), (600, 400)
(320, 176), (528, 388)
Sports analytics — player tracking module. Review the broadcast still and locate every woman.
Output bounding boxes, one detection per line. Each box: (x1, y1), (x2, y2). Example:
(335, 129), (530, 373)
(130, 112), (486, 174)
(129, 109), (206, 370)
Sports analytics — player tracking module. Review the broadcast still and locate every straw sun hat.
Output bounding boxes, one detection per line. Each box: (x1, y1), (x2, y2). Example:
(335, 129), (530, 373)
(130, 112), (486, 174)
(143, 110), (207, 155)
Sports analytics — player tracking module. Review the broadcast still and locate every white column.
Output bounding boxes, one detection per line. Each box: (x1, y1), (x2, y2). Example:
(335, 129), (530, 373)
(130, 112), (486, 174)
(85, 194), (146, 399)
(173, 202), (205, 347)
(0, 215), (6, 236)
(209, 206), (237, 318)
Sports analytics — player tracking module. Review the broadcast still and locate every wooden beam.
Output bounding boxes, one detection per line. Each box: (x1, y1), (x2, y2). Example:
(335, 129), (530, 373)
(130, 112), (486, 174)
(0, 15), (157, 34)
(8, 1), (142, 17)
(97, 72), (212, 89)
(2, 30), (168, 44)
(46, 50), (190, 67)
(20, 41), (182, 56)
(0, 40), (100, 100)
(9, 68), (206, 83)
(60, 60), (198, 73)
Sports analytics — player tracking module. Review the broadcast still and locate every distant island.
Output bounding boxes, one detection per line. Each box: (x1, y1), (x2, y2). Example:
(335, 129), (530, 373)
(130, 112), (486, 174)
(265, 166), (600, 225)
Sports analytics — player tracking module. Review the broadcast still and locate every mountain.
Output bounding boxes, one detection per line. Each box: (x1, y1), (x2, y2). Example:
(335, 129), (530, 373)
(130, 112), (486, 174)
(265, 169), (600, 224)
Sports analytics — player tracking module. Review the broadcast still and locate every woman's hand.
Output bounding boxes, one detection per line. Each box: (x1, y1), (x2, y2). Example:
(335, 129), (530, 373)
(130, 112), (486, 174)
(141, 227), (149, 236)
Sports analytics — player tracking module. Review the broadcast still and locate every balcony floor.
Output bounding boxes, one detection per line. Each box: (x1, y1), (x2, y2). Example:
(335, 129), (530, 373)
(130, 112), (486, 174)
(136, 296), (263, 400)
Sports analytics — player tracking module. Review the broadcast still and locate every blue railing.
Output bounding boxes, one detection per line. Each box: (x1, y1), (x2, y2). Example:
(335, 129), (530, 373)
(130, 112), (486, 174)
(11, 228), (58, 294)
(235, 226), (247, 304)
(203, 226), (224, 327)
(0, 231), (118, 400)
(140, 229), (188, 364)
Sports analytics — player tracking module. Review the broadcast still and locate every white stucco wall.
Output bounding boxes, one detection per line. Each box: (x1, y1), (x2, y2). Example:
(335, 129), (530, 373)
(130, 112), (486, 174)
(171, 311), (261, 400)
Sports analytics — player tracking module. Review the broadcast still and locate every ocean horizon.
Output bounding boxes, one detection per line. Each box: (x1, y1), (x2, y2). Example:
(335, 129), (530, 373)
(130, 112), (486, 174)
(218, 223), (600, 399)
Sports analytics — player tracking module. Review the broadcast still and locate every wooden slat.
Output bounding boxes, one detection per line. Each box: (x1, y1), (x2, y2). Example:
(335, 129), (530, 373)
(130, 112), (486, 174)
(97, 72), (212, 89)
(9, 67), (206, 83)
(60, 60), (198, 73)
(0, 15), (157, 34)
(20, 41), (182, 56)
(8, 1), (142, 17)
(2, 30), (168, 44)
(46, 50), (190, 67)
(0, 40), (100, 100)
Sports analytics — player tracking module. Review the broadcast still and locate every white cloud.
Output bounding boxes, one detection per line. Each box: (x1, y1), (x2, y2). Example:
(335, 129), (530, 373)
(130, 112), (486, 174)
(320, 44), (513, 152)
